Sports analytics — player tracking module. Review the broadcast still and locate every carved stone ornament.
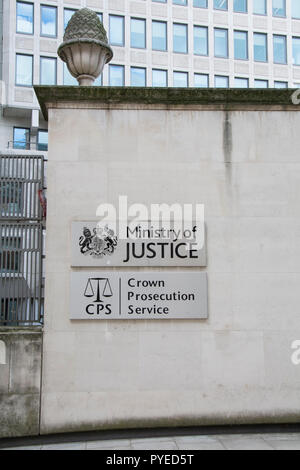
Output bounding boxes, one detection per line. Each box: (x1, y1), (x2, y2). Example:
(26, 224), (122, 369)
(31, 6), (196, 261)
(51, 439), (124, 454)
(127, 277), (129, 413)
(57, 8), (113, 86)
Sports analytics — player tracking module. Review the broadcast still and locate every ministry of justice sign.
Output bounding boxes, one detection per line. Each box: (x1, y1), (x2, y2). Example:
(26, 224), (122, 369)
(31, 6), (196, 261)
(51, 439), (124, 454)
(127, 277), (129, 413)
(70, 272), (208, 320)
(71, 221), (206, 267)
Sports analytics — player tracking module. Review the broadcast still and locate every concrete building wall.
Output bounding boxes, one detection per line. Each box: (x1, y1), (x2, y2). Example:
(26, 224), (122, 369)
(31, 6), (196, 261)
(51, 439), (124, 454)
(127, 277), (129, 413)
(0, 328), (42, 438)
(38, 88), (300, 434)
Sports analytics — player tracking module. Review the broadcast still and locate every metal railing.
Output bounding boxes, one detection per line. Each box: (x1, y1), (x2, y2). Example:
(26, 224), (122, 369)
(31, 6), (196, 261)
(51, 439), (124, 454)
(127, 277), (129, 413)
(0, 155), (45, 220)
(0, 155), (45, 326)
(0, 222), (44, 325)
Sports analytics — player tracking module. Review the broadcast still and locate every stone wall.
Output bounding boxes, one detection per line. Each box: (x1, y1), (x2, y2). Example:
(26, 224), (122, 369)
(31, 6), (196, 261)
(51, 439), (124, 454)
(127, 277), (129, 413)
(0, 328), (42, 438)
(34, 87), (300, 435)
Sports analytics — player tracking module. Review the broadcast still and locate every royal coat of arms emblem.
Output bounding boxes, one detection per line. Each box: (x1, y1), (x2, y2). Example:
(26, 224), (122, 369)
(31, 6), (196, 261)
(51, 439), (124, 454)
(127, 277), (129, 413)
(79, 224), (118, 257)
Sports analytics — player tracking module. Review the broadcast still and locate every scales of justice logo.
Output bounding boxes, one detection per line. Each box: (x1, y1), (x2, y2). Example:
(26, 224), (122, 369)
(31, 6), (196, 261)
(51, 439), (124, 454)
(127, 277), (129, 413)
(79, 224), (118, 258)
(84, 277), (113, 303)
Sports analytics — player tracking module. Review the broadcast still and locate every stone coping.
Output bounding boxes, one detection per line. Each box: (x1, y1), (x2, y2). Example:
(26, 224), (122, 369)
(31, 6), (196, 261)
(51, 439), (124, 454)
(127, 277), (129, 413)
(0, 326), (43, 334)
(34, 86), (300, 121)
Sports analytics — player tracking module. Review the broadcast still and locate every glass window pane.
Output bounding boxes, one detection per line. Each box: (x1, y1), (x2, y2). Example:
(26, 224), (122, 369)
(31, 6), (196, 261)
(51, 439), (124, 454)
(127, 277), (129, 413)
(16, 1), (33, 34)
(253, 0), (267, 14)
(152, 21), (167, 51)
(16, 54), (32, 86)
(214, 28), (228, 58)
(194, 73), (209, 87)
(214, 0), (228, 10)
(273, 0), (286, 17)
(293, 37), (300, 65)
(63, 63), (77, 85)
(41, 5), (57, 37)
(64, 9), (76, 30)
(97, 13), (103, 23)
(274, 81), (288, 88)
(131, 18), (146, 48)
(152, 69), (167, 87)
(235, 77), (249, 87)
(254, 79), (268, 88)
(38, 130), (48, 151)
(194, 26), (208, 55)
(131, 67), (146, 86)
(292, 0), (300, 19)
(40, 57), (56, 85)
(215, 75), (229, 87)
(173, 71), (188, 87)
(109, 15), (124, 46)
(109, 65), (124, 86)
(173, 23), (188, 53)
(194, 0), (207, 6)
(13, 128), (30, 150)
(234, 31), (248, 59)
(273, 35), (287, 64)
(234, 0), (247, 12)
(254, 33), (267, 62)
(173, 0), (187, 4)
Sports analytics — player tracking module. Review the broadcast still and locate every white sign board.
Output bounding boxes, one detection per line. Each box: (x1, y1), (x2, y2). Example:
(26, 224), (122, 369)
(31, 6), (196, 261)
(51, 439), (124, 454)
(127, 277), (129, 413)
(71, 221), (206, 267)
(70, 271), (208, 320)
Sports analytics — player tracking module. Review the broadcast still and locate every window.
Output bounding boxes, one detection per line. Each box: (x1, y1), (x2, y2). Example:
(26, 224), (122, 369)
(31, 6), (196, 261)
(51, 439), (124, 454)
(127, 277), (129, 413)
(131, 67), (146, 86)
(63, 63), (77, 85)
(109, 65), (124, 86)
(292, 0), (300, 19)
(173, 23), (188, 53)
(234, 30), (248, 60)
(214, 28), (228, 58)
(13, 127), (30, 149)
(152, 69), (168, 87)
(194, 73), (209, 87)
(234, 0), (247, 12)
(273, 0), (286, 17)
(41, 5), (57, 37)
(109, 15), (124, 46)
(15, 54), (33, 86)
(254, 33), (268, 62)
(16, 1), (33, 34)
(194, 26), (208, 56)
(0, 182), (23, 217)
(274, 81), (288, 88)
(194, 0), (207, 7)
(131, 18), (146, 49)
(152, 21), (167, 51)
(293, 37), (300, 65)
(97, 13), (103, 23)
(273, 35), (287, 64)
(64, 9), (77, 30)
(253, 0), (267, 15)
(40, 57), (56, 85)
(254, 79), (268, 88)
(235, 77), (249, 87)
(0, 238), (22, 273)
(215, 75), (229, 87)
(173, 71), (188, 87)
(214, 0), (228, 11)
(37, 130), (48, 151)
(173, 0), (187, 4)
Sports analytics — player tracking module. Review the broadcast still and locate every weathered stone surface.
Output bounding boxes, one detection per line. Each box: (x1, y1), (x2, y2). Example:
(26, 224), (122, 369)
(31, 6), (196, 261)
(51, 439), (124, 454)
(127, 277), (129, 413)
(34, 86), (299, 121)
(0, 328), (42, 438)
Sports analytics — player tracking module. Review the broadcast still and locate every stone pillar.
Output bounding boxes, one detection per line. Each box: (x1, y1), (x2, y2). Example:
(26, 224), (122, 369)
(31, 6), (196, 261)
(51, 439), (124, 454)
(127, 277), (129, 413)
(34, 86), (300, 434)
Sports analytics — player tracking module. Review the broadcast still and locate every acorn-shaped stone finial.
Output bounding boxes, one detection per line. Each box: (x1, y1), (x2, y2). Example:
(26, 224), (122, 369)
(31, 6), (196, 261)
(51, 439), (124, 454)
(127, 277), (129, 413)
(58, 8), (113, 86)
